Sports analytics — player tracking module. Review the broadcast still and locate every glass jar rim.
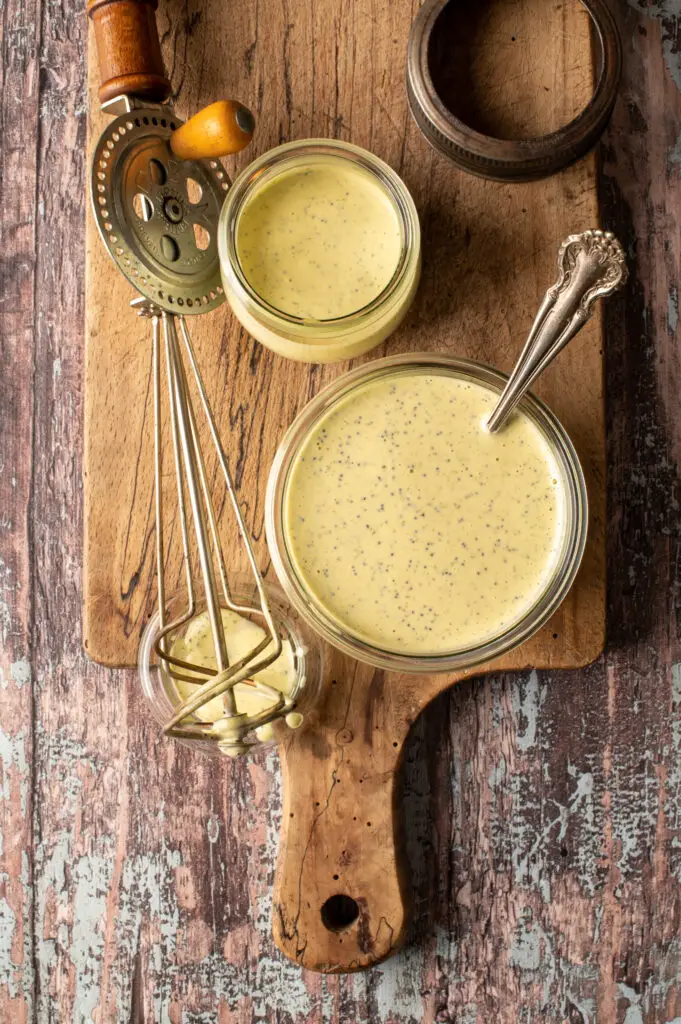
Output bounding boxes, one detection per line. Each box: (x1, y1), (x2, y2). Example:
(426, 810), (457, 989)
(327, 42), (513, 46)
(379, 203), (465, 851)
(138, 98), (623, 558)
(265, 353), (589, 674)
(218, 139), (421, 336)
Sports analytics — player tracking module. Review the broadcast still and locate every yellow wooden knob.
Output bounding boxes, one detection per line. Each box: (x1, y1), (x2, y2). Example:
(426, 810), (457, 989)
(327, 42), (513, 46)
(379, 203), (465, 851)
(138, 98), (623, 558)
(170, 100), (255, 160)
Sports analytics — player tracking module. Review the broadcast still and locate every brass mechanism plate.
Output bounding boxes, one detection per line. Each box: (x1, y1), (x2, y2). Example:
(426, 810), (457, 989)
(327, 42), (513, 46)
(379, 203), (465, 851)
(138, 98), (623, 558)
(91, 106), (228, 314)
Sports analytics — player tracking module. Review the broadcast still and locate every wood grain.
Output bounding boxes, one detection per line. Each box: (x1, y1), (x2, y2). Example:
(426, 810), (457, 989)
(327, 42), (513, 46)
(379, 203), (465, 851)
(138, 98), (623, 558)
(2, 0), (681, 1016)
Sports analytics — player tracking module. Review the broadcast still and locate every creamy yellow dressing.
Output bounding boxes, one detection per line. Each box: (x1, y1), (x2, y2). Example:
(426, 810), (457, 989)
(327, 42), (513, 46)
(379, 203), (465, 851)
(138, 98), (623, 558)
(170, 608), (302, 739)
(235, 161), (403, 320)
(283, 372), (567, 656)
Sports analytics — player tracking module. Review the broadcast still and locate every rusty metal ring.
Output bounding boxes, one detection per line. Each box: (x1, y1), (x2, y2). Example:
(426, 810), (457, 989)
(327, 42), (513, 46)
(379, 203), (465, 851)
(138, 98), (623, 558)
(406, 0), (622, 182)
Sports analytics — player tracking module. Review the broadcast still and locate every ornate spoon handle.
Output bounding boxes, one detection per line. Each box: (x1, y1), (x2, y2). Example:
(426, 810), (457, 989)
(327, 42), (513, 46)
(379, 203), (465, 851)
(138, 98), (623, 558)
(487, 230), (628, 433)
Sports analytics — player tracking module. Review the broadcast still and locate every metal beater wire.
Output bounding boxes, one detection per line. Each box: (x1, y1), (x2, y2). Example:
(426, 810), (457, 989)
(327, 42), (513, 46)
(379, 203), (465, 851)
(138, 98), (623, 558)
(148, 309), (286, 739)
(154, 315), (204, 682)
(178, 315), (281, 651)
(163, 313), (237, 714)
(154, 315), (198, 665)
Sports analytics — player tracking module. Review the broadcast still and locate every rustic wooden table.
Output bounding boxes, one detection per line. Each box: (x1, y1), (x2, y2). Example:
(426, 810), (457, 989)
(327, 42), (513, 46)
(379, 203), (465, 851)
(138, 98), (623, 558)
(2, 0), (680, 1020)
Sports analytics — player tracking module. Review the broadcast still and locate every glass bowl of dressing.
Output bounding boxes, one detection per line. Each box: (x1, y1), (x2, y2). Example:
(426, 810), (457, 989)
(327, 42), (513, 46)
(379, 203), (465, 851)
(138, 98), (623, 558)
(138, 578), (326, 756)
(217, 140), (421, 363)
(265, 354), (588, 673)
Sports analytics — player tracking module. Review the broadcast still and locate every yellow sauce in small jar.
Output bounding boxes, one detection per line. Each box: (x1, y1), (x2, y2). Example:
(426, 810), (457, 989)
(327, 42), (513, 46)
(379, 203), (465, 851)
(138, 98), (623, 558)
(219, 140), (421, 363)
(236, 163), (403, 320)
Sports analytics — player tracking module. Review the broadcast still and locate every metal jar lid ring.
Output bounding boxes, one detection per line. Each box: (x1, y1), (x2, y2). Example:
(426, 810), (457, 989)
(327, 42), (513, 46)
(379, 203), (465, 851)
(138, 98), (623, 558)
(406, 0), (622, 182)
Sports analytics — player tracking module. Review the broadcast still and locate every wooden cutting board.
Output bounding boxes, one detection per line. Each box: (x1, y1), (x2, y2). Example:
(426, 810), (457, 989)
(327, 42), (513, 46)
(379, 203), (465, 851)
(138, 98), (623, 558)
(84, 0), (605, 972)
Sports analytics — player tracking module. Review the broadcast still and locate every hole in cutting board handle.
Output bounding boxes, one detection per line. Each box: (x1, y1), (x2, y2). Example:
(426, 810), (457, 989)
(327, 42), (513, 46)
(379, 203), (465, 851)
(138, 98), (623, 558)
(321, 894), (359, 932)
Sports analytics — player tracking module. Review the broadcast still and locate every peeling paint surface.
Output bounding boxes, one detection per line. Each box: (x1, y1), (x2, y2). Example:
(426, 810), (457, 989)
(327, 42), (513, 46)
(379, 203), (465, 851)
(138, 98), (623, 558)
(2, 0), (681, 1020)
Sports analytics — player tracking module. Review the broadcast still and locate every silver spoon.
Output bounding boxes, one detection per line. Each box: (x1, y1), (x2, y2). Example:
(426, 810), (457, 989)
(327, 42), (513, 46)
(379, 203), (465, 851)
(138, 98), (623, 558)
(487, 230), (628, 433)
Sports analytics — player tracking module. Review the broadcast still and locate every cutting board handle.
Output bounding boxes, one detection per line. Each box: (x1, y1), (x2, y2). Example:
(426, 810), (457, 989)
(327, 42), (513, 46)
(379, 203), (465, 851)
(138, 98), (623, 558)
(88, 0), (171, 106)
(272, 671), (414, 973)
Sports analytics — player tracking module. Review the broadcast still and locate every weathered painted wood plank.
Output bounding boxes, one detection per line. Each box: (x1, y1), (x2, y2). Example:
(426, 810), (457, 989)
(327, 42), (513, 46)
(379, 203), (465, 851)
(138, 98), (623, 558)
(3, 0), (681, 1020)
(0, 0), (40, 1014)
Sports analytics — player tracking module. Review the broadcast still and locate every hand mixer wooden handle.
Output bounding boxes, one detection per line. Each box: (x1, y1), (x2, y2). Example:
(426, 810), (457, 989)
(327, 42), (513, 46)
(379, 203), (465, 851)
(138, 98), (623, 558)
(88, 0), (171, 105)
(87, 0), (256, 159)
(170, 101), (255, 160)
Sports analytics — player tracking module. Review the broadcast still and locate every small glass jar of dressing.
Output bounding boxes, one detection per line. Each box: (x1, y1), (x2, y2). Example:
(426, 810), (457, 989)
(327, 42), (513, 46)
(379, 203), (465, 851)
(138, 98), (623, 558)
(218, 140), (421, 363)
(138, 578), (326, 757)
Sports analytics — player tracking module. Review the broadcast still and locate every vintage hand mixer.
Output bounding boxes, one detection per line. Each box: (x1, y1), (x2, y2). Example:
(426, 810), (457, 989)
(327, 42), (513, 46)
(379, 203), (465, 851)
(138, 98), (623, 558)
(88, 0), (301, 757)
